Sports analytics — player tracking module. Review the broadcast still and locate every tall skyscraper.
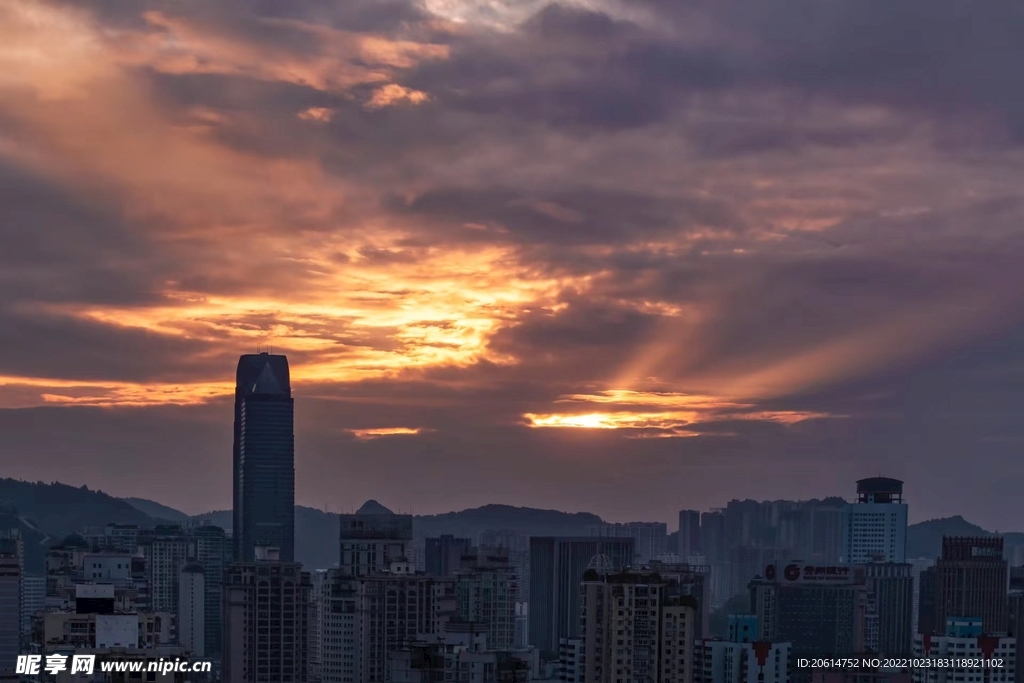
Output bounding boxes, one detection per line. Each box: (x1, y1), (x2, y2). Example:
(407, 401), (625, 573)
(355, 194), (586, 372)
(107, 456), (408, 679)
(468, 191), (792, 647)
(233, 352), (295, 562)
(842, 477), (908, 564)
(528, 536), (634, 654)
(138, 525), (189, 614)
(223, 546), (312, 683)
(455, 550), (519, 650)
(934, 536), (1008, 635)
(679, 510), (701, 560)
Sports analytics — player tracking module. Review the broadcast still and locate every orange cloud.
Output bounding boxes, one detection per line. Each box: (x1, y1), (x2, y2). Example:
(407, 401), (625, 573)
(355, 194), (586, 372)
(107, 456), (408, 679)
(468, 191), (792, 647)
(525, 390), (835, 437)
(365, 84), (431, 110)
(349, 427), (424, 439)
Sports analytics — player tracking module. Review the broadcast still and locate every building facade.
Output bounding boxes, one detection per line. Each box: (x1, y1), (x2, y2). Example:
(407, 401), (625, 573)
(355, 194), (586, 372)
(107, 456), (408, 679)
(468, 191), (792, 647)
(842, 478), (908, 565)
(912, 618), (1017, 683)
(579, 570), (697, 683)
(426, 536), (472, 577)
(0, 537), (20, 681)
(528, 537), (634, 655)
(233, 352), (295, 562)
(934, 537), (1009, 635)
(223, 547), (312, 683)
(178, 562), (205, 657)
(863, 562), (914, 656)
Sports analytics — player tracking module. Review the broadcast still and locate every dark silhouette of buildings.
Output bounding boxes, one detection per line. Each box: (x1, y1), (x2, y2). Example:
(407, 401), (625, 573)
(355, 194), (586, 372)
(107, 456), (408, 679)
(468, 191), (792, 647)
(934, 536), (1008, 635)
(528, 536), (634, 655)
(233, 352), (295, 562)
(863, 562), (914, 655)
(425, 535), (472, 577)
(678, 510), (701, 559)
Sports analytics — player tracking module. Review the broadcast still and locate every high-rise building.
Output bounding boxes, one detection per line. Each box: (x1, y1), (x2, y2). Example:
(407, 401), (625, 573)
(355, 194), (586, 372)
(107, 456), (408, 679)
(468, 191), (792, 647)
(223, 546), (312, 683)
(579, 569), (697, 683)
(913, 617), (1017, 683)
(864, 562), (914, 656)
(750, 562), (867, 658)
(179, 562), (205, 657)
(588, 522), (667, 565)
(425, 536), (472, 577)
(679, 510), (701, 560)
(138, 525), (189, 614)
(701, 511), (727, 604)
(233, 352), (295, 562)
(191, 524), (228, 658)
(842, 478), (908, 564)
(934, 537), (1008, 635)
(456, 550), (519, 651)
(528, 537), (634, 655)
(0, 537), (20, 682)
(318, 562), (457, 683)
(338, 503), (413, 577)
(918, 567), (937, 636)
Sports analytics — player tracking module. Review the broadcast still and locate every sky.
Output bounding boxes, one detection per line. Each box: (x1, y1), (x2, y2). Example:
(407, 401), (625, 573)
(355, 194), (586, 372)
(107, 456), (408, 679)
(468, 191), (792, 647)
(1, 0), (1024, 530)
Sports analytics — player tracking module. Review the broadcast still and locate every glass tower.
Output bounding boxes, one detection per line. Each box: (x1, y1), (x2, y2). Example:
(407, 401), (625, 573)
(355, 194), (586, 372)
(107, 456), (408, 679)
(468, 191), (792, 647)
(233, 353), (295, 562)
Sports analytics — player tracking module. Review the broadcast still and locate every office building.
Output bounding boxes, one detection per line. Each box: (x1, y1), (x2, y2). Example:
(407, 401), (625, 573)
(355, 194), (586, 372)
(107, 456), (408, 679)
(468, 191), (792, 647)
(913, 617), (1017, 683)
(426, 536), (472, 577)
(339, 503), (413, 577)
(579, 569), (697, 683)
(528, 536), (634, 654)
(679, 510), (701, 560)
(842, 478), (908, 564)
(233, 352), (295, 562)
(750, 562), (867, 658)
(589, 522), (667, 565)
(0, 538), (20, 682)
(223, 547), (312, 683)
(910, 558), (935, 636)
(179, 562), (205, 657)
(864, 562), (914, 656)
(728, 614), (759, 642)
(934, 537), (1008, 635)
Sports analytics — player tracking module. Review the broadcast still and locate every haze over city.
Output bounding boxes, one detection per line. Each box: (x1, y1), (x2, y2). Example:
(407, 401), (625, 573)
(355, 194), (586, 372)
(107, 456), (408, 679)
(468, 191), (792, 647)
(2, 0), (1024, 529)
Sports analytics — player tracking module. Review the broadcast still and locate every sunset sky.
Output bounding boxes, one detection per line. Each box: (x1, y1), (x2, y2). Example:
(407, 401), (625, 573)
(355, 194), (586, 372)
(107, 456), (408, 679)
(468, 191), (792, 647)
(2, 0), (1024, 528)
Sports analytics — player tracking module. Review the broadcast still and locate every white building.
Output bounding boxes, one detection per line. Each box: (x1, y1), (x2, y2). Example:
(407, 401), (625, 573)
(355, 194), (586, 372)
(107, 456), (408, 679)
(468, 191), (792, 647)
(842, 477), (908, 564)
(912, 618), (1016, 683)
(178, 562), (205, 657)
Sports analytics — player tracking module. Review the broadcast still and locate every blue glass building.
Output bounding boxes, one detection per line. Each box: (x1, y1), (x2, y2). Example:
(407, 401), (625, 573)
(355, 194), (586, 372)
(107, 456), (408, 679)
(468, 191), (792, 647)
(233, 353), (295, 562)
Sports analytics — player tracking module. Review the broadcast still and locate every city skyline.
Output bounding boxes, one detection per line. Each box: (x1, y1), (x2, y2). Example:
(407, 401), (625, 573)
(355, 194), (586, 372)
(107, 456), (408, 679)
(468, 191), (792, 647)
(3, 0), (1024, 530)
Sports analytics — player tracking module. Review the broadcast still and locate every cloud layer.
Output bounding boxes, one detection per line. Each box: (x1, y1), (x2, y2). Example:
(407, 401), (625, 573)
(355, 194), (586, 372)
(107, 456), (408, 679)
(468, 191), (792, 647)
(2, 0), (1024, 525)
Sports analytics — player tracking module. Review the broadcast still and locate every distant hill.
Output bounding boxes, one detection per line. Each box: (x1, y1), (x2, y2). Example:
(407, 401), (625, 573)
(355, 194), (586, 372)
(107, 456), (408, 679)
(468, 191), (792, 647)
(0, 479), (155, 537)
(123, 497), (189, 522)
(906, 516), (994, 559)
(0, 479), (162, 572)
